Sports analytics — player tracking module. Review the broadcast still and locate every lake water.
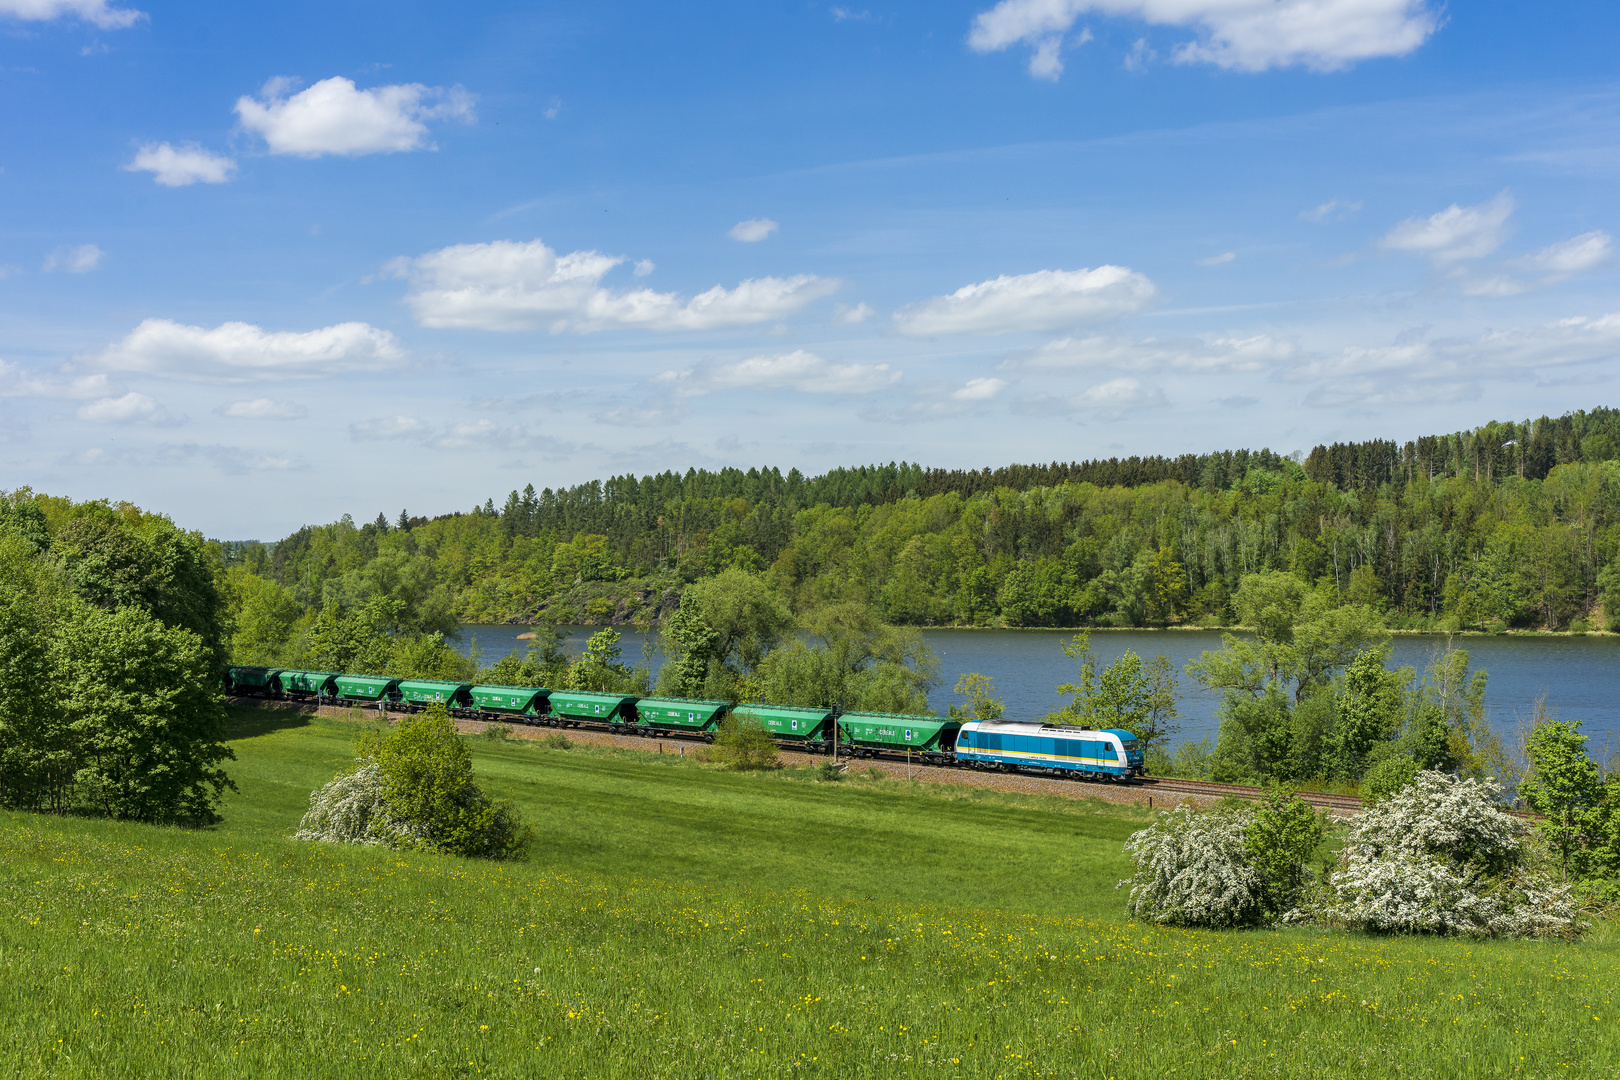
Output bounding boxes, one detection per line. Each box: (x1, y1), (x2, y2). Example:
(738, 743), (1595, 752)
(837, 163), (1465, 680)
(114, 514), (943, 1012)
(457, 625), (1620, 754)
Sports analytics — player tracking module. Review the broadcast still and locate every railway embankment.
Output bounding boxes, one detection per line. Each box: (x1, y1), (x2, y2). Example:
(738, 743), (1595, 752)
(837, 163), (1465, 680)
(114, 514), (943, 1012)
(226, 695), (1365, 815)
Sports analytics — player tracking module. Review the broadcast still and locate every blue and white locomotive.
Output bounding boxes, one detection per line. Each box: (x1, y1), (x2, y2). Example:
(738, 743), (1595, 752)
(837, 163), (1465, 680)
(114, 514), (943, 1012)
(954, 720), (1144, 780)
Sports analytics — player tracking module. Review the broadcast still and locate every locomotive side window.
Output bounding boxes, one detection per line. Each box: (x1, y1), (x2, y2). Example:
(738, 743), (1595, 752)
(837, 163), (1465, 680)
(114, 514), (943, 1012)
(1099, 742), (1118, 760)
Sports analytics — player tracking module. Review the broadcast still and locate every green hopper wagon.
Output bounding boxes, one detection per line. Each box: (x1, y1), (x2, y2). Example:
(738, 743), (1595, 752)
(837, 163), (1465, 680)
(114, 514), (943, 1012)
(333, 675), (400, 706)
(226, 666), (280, 697)
(837, 712), (961, 764)
(732, 704), (835, 749)
(547, 691), (639, 731)
(634, 697), (729, 738)
(468, 685), (550, 721)
(396, 680), (475, 712)
(279, 670), (339, 700)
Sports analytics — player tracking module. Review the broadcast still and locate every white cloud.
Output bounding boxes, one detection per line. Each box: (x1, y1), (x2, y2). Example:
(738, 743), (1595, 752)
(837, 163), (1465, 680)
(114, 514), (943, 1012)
(94, 319), (404, 381)
(633, 259), (656, 277)
(835, 301), (875, 324)
(219, 397), (307, 420)
(393, 238), (839, 332)
(0, 361), (115, 399)
(1300, 198), (1362, 222)
(1016, 376), (1168, 419)
(350, 415), (432, 440)
(894, 265), (1155, 336)
(662, 350), (899, 397)
(0, 0), (143, 29)
(1517, 231), (1612, 277)
(75, 391), (173, 425)
(1379, 192), (1514, 263)
(235, 76), (476, 158)
(1198, 251), (1235, 266)
(831, 6), (872, 20)
(42, 244), (103, 273)
(123, 142), (237, 186)
(1020, 331), (1298, 372)
(729, 218), (779, 243)
(951, 377), (1009, 402)
(967, 0), (1438, 77)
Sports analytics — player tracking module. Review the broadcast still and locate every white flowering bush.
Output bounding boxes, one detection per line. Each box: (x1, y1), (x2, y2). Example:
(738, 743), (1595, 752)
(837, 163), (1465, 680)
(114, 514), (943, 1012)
(1120, 805), (1267, 928)
(1321, 771), (1583, 939)
(293, 707), (532, 860)
(292, 761), (427, 848)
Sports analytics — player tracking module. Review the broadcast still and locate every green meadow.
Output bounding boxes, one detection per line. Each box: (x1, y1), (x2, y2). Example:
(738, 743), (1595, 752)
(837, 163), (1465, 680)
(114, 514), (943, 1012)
(0, 707), (1615, 1079)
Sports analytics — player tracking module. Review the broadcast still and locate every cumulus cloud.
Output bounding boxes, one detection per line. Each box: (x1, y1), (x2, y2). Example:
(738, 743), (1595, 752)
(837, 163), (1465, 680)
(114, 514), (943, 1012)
(835, 302), (875, 324)
(633, 259), (656, 277)
(0, 361), (115, 399)
(351, 415), (432, 440)
(43, 244), (103, 273)
(392, 238), (839, 333)
(967, 0), (1438, 78)
(952, 377), (1009, 402)
(0, 0), (143, 28)
(219, 397), (307, 420)
(94, 319), (404, 381)
(235, 76), (476, 158)
(729, 218), (779, 242)
(76, 391), (175, 425)
(660, 350), (899, 397)
(894, 265), (1155, 336)
(1517, 231), (1612, 278)
(1379, 192), (1514, 263)
(123, 142), (237, 186)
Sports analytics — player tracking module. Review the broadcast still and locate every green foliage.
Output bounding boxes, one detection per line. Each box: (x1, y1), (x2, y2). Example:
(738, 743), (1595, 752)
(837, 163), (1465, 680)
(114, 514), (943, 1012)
(364, 705), (530, 859)
(1244, 787), (1325, 916)
(749, 601), (938, 713)
(948, 672), (1005, 721)
(657, 592), (723, 698)
(1518, 714), (1607, 882)
(541, 733), (574, 750)
(1045, 634), (1182, 753)
(0, 500), (236, 825)
(1361, 753), (1419, 801)
(52, 601), (236, 824)
(709, 712), (781, 771)
(566, 628), (640, 692)
(1325, 646), (1404, 779)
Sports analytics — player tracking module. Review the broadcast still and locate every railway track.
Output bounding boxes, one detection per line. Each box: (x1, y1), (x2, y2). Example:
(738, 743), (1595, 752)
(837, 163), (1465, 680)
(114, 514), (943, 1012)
(1137, 776), (1363, 813)
(231, 695), (1365, 813)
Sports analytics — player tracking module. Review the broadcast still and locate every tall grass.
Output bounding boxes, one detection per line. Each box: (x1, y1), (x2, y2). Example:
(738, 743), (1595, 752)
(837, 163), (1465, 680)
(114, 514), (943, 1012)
(0, 707), (1613, 1078)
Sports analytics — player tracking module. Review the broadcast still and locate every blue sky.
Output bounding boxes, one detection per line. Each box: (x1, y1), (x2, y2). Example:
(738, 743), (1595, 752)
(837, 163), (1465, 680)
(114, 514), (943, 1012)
(3, 0), (1620, 537)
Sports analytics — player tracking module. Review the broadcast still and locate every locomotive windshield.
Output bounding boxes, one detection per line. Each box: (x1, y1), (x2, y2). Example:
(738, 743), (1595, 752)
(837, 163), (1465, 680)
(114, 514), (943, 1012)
(1122, 740), (1140, 752)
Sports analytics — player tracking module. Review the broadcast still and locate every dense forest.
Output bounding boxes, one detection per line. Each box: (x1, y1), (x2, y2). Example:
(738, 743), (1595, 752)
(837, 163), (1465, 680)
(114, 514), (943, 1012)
(221, 407), (1620, 644)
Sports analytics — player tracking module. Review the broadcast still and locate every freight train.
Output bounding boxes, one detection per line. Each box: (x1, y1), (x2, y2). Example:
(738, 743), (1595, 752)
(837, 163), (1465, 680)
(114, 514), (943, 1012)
(223, 666), (1146, 781)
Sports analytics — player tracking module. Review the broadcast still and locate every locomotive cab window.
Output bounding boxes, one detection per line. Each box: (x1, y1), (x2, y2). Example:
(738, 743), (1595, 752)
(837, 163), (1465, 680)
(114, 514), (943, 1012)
(1099, 743), (1117, 760)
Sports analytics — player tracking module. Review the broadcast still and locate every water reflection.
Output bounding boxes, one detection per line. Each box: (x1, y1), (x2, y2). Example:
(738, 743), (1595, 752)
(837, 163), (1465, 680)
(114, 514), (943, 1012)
(457, 624), (1620, 750)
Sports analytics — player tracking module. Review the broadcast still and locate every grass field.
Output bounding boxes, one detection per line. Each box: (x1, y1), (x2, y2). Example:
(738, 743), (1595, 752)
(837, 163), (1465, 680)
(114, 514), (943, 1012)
(0, 707), (1616, 1079)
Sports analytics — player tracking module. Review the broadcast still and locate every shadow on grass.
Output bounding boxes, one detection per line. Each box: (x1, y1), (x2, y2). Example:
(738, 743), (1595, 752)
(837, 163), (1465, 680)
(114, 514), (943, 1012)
(222, 703), (312, 741)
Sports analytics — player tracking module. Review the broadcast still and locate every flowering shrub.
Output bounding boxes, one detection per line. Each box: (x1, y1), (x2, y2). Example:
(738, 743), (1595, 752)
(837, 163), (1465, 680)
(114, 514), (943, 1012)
(292, 762), (424, 848)
(1321, 771), (1582, 938)
(1120, 805), (1267, 928)
(294, 706), (532, 860)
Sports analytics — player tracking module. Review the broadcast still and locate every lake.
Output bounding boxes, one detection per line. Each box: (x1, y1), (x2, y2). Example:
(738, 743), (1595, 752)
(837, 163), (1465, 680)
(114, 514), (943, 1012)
(456, 624), (1620, 754)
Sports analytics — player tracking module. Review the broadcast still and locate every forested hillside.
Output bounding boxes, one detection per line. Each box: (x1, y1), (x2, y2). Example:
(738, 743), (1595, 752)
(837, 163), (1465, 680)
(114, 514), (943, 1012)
(224, 407), (1620, 639)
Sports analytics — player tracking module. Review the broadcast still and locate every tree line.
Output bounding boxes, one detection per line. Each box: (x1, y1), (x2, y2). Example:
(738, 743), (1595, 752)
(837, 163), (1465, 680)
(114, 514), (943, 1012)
(223, 407), (1620, 642)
